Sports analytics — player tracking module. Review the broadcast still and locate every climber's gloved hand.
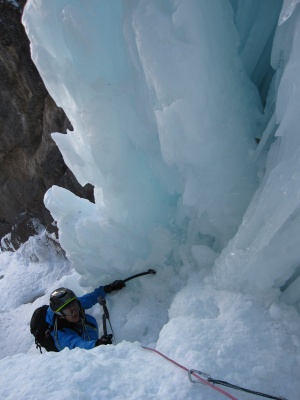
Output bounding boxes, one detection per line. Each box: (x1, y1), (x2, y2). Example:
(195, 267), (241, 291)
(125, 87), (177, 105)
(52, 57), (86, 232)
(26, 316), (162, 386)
(104, 280), (126, 293)
(95, 334), (113, 346)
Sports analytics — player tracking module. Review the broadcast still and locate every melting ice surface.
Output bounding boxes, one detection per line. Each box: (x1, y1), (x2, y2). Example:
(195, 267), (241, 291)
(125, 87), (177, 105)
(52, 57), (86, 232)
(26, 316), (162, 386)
(0, 0), (300, 399)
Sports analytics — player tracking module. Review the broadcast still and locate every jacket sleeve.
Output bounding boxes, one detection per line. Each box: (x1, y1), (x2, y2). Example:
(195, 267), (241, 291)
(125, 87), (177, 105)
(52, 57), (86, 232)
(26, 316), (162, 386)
(45, 305), (56, 325)
(78, 286), (107, 310)
(53, 328), (97, 351)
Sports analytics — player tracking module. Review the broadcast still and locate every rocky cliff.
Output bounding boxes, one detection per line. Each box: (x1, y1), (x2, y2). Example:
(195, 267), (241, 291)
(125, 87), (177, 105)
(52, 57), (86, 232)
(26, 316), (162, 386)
(0, 0), (94, 250)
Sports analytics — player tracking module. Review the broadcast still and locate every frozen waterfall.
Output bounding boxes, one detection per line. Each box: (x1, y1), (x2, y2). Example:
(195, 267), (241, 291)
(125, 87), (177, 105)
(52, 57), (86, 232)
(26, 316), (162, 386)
(23, 0), (300, 310)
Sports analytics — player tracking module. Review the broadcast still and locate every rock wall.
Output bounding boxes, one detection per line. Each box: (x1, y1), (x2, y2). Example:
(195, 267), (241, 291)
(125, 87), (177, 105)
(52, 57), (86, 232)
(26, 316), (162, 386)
(0, 0), (94, 250)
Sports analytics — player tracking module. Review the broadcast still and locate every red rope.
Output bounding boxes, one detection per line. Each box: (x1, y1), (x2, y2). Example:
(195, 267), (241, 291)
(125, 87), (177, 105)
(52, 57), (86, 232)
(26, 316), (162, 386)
(142, 346), (238, 400)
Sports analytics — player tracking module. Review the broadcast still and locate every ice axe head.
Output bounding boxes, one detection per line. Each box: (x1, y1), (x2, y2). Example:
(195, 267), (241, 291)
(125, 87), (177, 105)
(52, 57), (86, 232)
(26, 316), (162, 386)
(148, 269), (156, 275)
(98, 296), (106, 306)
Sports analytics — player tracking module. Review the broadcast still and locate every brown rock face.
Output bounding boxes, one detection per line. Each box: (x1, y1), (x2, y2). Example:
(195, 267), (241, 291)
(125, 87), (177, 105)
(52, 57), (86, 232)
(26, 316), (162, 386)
(0, 0), (94, 250)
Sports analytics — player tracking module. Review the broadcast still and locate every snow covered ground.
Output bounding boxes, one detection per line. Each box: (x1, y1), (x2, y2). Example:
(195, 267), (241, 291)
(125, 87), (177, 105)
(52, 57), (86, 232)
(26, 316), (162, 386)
(1, 0), (300, 399)
(1, 233), (299, 400)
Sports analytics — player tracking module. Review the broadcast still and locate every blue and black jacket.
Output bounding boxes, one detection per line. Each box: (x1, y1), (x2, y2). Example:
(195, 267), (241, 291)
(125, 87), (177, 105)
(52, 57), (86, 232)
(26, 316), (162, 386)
(45, 286), (107, 351)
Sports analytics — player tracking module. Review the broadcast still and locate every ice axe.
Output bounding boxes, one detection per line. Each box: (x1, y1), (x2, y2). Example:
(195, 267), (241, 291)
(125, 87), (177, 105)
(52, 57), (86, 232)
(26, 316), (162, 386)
(98, 296), (115, 342)
(97, 269), (156, 342)
(122, 268), (156, 283)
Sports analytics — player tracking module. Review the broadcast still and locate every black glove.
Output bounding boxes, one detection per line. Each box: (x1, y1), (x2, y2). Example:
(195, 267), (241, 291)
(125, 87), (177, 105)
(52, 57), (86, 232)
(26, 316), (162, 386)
(104, 280), (126, 293)
(95, 334), (113, 346)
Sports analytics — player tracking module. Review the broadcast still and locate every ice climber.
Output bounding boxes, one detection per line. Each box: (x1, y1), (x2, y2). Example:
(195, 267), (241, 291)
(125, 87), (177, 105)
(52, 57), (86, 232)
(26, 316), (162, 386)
(46, 280), (125, 351)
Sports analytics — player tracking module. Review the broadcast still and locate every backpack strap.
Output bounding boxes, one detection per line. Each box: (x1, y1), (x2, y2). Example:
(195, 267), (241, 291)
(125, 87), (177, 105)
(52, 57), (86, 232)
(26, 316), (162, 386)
(35, 339), (42, 354)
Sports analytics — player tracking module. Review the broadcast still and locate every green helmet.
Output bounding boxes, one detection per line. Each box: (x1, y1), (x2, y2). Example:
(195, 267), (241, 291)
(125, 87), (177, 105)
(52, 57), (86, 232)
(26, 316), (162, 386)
(49, 287), (77, 315)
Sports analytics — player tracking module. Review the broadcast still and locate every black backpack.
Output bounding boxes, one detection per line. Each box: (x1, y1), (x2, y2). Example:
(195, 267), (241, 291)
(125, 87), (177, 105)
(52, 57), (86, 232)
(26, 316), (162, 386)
(30, 305), (58, 353)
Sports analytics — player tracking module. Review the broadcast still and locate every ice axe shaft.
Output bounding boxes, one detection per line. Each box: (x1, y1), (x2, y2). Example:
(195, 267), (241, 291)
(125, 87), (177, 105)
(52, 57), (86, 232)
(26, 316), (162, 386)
(123, 268), (156, 283)
(98, 296), (115, 341)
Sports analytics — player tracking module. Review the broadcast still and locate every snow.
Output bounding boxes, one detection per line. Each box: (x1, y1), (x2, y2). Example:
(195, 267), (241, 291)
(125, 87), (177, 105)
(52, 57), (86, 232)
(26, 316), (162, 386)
(0, 342), (237, 400)
(0, 0), (299, 399)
